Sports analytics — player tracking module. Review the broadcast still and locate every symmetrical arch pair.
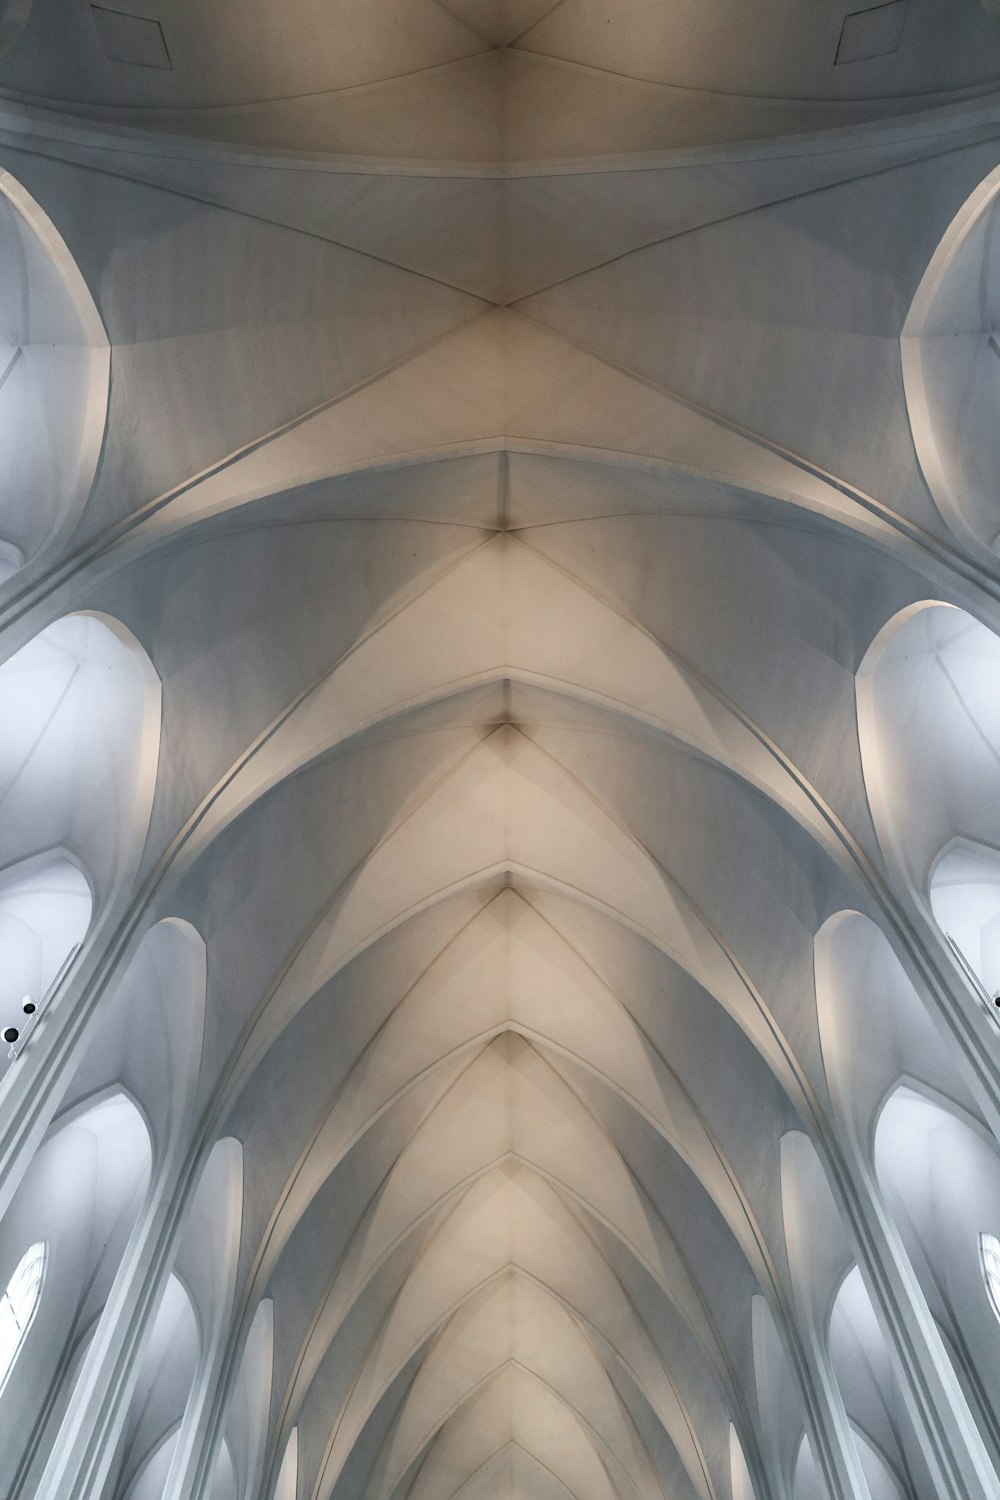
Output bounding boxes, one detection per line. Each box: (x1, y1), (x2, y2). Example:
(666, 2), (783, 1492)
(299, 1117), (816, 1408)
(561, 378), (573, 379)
(5, 127), (1000, 1500)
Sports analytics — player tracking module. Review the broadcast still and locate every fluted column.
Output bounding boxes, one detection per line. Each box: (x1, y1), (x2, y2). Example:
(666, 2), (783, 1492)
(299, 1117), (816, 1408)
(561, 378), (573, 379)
(167, 1324), (246, 1500)
(162, 1143), (245, 1500)
(31, 1144), (196, 1500)
(0, 909), (137, 1224)
(830, 1138), (1000, 1500)
(794, 1325), (874, 1500)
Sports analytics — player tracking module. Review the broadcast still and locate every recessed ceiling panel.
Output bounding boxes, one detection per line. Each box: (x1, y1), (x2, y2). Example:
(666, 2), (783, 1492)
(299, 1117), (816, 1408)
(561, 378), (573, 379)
(836, 1), (908, 64)
(90, 5), (171, 68)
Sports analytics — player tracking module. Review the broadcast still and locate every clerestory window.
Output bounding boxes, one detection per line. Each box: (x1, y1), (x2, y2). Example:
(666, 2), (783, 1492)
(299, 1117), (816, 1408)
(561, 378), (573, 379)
(0, 1241), (46, 1397)
(980, 1232), (1000, 1324)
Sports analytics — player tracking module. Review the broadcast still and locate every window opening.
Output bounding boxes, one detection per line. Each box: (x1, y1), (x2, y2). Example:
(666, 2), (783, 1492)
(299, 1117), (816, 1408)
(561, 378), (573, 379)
(980, 1232), (1000, 1324)
(944, 933), (1000, 1022)
(0, 1241), (45, 1397)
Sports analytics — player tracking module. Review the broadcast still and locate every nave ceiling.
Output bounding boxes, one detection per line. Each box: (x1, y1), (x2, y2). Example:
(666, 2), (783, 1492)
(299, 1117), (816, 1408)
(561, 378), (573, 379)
(2, 6), (1000, 1500)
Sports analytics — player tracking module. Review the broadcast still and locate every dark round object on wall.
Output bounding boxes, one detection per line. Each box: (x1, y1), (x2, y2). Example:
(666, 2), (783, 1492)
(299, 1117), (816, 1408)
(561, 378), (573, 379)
(3, 1027), (19, 1043)
(22, 1002), (35, 1015)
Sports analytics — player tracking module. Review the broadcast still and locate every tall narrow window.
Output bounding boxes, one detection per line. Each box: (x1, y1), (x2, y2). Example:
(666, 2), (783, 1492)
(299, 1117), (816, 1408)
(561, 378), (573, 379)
(0, 1241), (46, 1397)
(980, 1232), (1000, 1323)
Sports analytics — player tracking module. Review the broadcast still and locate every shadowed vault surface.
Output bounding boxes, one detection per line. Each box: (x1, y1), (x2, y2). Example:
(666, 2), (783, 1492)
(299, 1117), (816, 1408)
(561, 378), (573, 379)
(4, 5), (1000, 1500)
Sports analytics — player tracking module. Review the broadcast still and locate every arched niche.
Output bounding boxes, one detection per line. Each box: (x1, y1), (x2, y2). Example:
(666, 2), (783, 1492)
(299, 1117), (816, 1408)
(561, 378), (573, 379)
(928, 840), (1000, 1004)
(110, 1273), (200, 1500)
(781, 1133), (855, 1336)
(123, 1432), (237, 1500)
(780, 1135), (883, 1500)
(730, 1423), (757, 1500)
(814, 911), (979, 1156)
(827, 1268), (921, 1500)
(151, 1138), (243, 1500)
(218, 1300), (273, 1500)
(873, 1085), (1000, 1465)
(902, 167), (1000, 552)
(0, 918), (206, 1499)
(205, 1440), (237, 1500)
(0, 850), (92, 1068)
(751, 1294), (801, 1500)
(120, 1431), (182, 1500)
(0, 170), (109, 571)
(0, 612), (161, 903)
(58, 917), (206, 1167)
(172, 1138), (243, 1370)
(272, 1428), (298, 1500)
(0, 1091), (152, 1495)
(857, 603), (1000, 896)
(791, 1434), (828, 1500)
(851, 1426), (910, 1500)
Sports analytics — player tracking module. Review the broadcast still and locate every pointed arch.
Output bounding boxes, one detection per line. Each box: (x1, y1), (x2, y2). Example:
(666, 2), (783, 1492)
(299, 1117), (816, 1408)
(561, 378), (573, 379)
(902, 164), (1000, 553)
(0, 170), (109, 571)
(272, 1428), (298, 1500)
(0, 611), (161, 903)
(0, 1088), (152, 1495)
(827, 1269), (916, 1500)
(60, 916), (206, 1167)
(857, 601), (1000, 899)
(872, 1082), (1000, 1466)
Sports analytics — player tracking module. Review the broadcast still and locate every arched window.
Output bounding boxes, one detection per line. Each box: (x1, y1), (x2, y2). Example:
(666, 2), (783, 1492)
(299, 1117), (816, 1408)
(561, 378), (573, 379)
(0, 1241), (45, 1397)
(980, 1232), (1000, 1323)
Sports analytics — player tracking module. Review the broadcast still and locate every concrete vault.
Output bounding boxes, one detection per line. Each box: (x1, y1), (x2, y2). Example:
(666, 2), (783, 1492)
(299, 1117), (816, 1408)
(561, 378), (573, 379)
(1, 6), (1000, 1500)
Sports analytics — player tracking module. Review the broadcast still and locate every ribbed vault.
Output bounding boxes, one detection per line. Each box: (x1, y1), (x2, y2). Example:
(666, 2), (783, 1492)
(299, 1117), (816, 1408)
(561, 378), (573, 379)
(2, 8), (1000, 1500)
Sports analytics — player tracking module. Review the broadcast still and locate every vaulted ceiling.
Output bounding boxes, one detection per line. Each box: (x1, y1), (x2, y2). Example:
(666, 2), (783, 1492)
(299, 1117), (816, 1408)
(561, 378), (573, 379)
(6, 0), (1000, 152)
(2, 7), (1000, 1500)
